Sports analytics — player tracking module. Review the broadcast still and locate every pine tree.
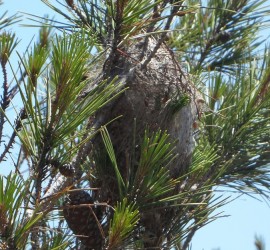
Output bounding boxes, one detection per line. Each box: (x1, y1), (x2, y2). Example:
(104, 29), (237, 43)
(0, 0), (270, 249)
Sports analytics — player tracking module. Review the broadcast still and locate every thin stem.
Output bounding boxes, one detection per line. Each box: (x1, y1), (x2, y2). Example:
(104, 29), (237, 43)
(181, 225), (198, 250)
(68, 1), (106, 45)
(141, 1), (182, 69)
(0, 109), (26, 163)
(0, 61), (9, 145)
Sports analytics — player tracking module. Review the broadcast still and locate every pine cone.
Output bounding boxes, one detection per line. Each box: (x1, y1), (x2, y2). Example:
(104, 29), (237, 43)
(63, 190), (103, 249)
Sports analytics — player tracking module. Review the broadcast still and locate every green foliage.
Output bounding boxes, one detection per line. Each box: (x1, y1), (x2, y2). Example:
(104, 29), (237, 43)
(170, 0), (267, 72)
(39, 227), (73, 250)
(128, 129), (177, 205)
(0, 4), (20, 30)
(99, 127), (225, 248)
(0, 10), (124, 248)
(108, 198), (139, 249)
(200, 55), (270, 193)
(1, 0), (270, 249)
(100, 127), (178, 204)
(5, 30), (124, 172)
(100, 126), (126, 198)
(40, 0), (162, 44)
(0, 173), (43, 249)
(0, 32), (19, 65)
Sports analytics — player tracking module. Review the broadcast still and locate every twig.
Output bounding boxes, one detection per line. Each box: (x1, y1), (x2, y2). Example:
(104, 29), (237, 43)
(0, 109), (26, 163)
(141, 2), (182, 69)
(181, 225), (198, 250)
(0, 61), (9, 144)
(67, 1), (106, 45)
(138, 0), (168, 61)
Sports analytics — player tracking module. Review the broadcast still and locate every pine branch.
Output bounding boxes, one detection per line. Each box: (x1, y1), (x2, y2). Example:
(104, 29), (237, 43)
(0, 59), (8, 144)
(65, 0), (106, 44)
(181, 225), (198, 250)
(0, 109), (26, 163)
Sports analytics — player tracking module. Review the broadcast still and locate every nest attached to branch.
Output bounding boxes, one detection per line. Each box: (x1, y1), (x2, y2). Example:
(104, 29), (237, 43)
(93, 36), (202, 181)
(63, 35), (204, 249)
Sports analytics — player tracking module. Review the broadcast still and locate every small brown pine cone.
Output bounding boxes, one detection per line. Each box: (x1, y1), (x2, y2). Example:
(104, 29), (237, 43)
(63, 190), (103, 249)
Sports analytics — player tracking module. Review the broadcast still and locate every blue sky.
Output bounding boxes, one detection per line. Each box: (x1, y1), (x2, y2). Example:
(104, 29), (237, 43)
(2, 1), (270, 250)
